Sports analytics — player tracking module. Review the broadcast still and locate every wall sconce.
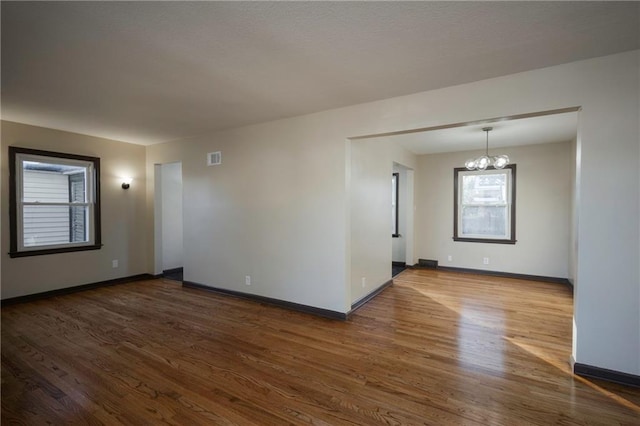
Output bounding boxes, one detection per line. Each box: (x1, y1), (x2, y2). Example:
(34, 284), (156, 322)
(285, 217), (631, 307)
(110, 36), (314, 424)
(121, 177), (132, 189)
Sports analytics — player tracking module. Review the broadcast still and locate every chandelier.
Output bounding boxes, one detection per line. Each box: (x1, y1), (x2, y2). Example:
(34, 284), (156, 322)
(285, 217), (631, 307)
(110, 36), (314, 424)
(464, 127), (510, 170)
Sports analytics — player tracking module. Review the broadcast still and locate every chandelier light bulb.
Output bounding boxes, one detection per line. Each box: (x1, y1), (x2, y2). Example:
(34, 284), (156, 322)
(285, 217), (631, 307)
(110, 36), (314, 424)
(493, 155), (510, 169)
(465, 159), (477, 170)
(476, 156), (490, 170)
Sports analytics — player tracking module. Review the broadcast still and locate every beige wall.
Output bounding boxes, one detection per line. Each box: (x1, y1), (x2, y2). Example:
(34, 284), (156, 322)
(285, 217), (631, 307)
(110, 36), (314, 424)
(415, 141), (573, 278)
(1, 121), (147, 299)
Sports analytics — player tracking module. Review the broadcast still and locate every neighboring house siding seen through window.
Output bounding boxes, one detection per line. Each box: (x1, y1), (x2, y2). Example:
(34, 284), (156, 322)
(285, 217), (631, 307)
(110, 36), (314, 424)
(8, 147), (101, 257)
(69, 173), (87, 242)
(23, 170), (73, 246)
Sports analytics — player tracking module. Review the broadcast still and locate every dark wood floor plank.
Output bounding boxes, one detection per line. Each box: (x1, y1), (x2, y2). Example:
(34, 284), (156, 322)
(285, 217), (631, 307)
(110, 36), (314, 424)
(3, 271), (639, 425)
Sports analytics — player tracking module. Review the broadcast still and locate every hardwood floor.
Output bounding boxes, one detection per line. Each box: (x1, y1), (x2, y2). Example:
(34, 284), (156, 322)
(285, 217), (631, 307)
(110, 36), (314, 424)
(2, 269), (639, 425)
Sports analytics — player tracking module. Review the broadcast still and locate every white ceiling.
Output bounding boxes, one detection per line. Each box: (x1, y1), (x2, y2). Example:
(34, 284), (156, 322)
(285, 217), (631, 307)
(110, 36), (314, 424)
(384, 111), (579, 155)
(1, 2), (638, 146)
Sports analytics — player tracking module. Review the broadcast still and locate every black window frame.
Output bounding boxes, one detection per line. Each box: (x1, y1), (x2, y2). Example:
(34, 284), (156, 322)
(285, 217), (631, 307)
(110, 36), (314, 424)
(453, 164), (517, 244)
(392, 172), (400, 238)
(8, 146), (102, 258)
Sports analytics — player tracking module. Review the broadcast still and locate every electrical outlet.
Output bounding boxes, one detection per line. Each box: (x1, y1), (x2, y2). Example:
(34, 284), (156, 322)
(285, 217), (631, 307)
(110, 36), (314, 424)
(112, 259), (118, 268)
(483, 257), (490, 265)
(447, 255), (453, 262)
(361, 277), (366, 288)
(245, 275), (251, 286)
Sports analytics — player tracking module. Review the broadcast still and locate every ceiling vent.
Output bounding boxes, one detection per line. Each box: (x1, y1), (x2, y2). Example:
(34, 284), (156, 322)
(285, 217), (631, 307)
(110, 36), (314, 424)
(207, 151), (222, 166)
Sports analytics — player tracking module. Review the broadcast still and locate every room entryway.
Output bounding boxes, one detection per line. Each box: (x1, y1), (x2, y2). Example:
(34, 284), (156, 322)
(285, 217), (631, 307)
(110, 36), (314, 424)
(392, 262), (407, 277)
(154, 162), (184, 281)
(391, 162), (414, 278)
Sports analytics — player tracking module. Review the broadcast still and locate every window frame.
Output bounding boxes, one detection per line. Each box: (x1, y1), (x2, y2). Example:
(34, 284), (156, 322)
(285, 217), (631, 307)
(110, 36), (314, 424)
(8, 146), (102, 258)
(453, 164), (516, 244)
(392, 172), (400, 238)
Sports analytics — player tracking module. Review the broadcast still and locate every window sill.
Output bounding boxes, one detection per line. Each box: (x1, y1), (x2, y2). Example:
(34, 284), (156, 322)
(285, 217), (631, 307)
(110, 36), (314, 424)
(453, 237), (516, 245)
(9, 244), (103, 258)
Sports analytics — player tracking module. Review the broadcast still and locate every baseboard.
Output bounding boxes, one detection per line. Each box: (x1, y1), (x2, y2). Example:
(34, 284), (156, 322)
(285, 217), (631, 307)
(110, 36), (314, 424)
(1, 273), (155, 306)
(566, 280), (574, 293)
(349, 279), (393, 314)
(574, 363), (640, 387)
(182, 281), (347, 320)
(392, 261), (406, 267)
(435, 266), (571, 287)
(162, 267), (183, 275)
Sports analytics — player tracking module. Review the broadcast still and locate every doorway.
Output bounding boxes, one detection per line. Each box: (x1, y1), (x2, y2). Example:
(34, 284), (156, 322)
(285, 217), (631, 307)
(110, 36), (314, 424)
(154, 162), (184, 281)
(392, 162), (414, 277)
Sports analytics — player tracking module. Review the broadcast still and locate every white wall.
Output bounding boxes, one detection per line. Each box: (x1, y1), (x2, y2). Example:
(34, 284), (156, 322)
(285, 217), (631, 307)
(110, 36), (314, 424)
(350, 139), (392, 304)
(350, 139), (417, 304)
(148, 118), (351, 312)
(415, 141), (573, 278)
(160, 162), (183, 271)
(569, 136), (578, 286)
(145, 51), (639, 375)
(405, 169), (415, 267)
(573, 54), (639, 374)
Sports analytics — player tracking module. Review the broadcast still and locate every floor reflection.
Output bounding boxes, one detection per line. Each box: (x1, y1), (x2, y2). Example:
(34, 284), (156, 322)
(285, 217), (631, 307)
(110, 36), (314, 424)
(456, 300), (505, 373)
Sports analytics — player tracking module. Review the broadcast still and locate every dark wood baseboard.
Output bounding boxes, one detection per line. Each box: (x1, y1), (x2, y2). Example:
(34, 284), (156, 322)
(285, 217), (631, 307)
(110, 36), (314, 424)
(574, 363), (640, 388)
(434, 266), (571, 288)
(392, 261), (406, 267)
(162, 267), (183, 275)
(349, 279), (393, 314)
(1, 273), (155, 306)
(182, 281), (347, 320)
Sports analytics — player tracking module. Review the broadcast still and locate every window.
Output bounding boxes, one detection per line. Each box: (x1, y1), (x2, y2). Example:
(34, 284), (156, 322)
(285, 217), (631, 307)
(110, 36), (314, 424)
(392, 172), (399, 237)
(9, 147), (101, 257)
(454, 165), (516, 244)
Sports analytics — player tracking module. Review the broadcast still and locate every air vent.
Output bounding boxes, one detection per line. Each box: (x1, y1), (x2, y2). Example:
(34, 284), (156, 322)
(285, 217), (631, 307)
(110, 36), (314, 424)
(207, 151), (222, 166)
(418, 259), (438, 269)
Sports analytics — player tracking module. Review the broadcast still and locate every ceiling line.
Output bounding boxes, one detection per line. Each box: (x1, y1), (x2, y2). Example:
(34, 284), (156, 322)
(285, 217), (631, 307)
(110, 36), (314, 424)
(348, 106), (582, 141)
